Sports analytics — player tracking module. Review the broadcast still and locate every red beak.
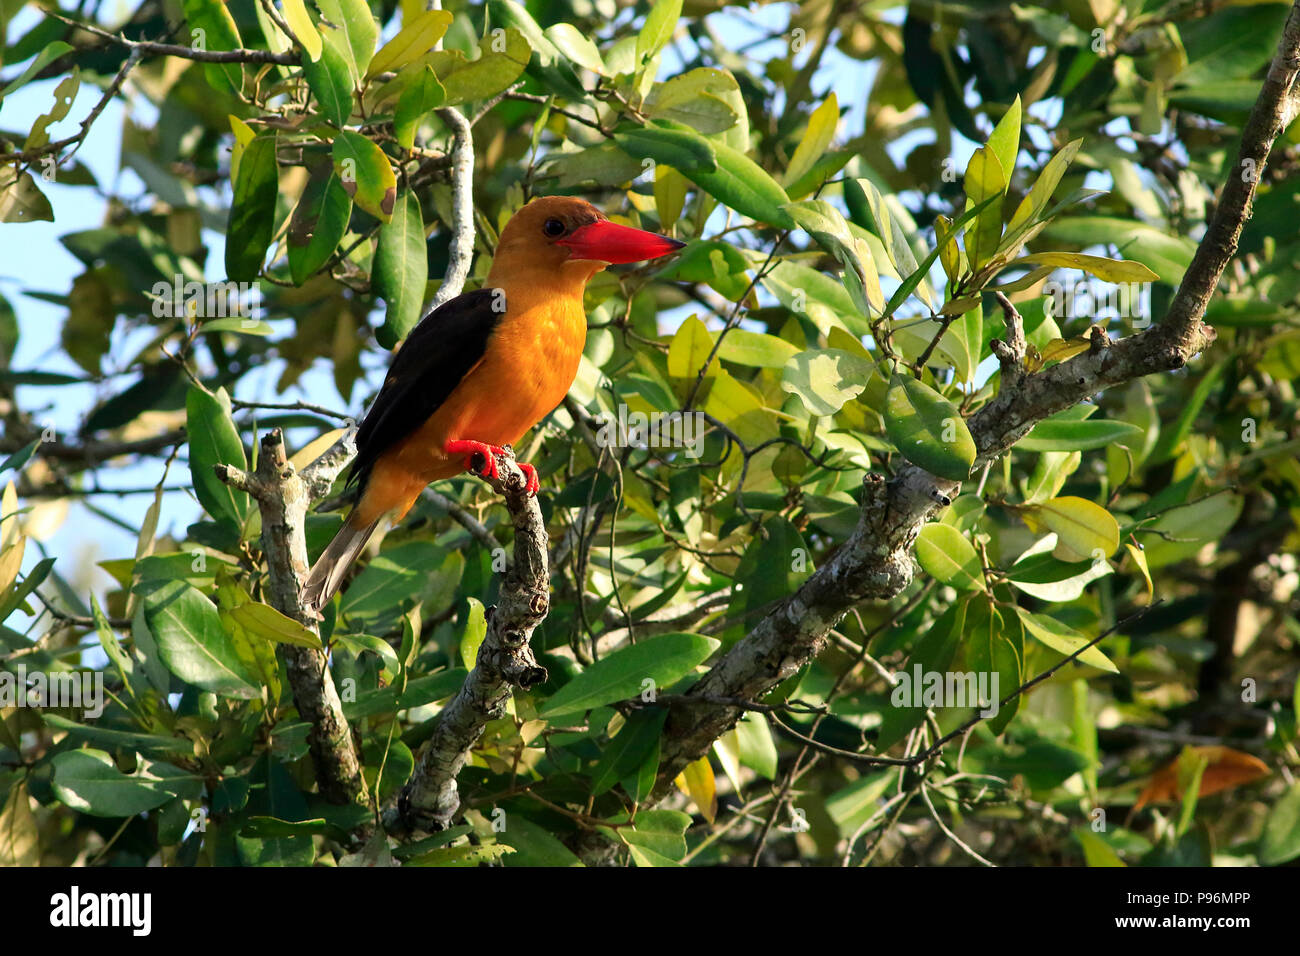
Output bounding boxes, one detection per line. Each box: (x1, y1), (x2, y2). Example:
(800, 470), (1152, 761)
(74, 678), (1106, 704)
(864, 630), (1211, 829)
(557, 220), (686, 264)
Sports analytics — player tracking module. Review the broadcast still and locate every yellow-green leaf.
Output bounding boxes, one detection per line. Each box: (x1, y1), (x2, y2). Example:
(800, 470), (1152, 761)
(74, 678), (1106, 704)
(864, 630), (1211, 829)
(1023, 496), (1119, 563)
(364, 9), (453, 79)
(1126, 541), (1153, 601)
(282, 0), (323, 61)
(228, 601), (322, 648)
(784, 92), (838, 190)
(1017, 252), (1159, 283)
(963, 146), (1006, 269)
(1018, 609), (1119, 673)
(674, 755), (716, 823)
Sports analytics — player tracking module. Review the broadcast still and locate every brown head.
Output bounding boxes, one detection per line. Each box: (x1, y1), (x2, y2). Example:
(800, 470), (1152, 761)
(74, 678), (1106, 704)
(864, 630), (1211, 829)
(486, 196), (685, 286)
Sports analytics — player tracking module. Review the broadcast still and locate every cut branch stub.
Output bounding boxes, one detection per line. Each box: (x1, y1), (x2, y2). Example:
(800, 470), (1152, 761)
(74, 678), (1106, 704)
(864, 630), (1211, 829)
(214, 427), (367, 808)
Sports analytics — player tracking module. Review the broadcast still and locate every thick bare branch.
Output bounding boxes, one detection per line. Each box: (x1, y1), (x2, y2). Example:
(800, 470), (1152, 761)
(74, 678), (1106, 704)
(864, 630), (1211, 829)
(389, 451), (550, 835)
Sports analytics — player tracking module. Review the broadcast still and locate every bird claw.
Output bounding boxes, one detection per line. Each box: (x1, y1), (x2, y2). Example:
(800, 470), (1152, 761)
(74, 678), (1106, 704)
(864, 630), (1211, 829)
(518, 463), (540, 496)
(445, 439), (501, 481)
(444, 439), (540, 495)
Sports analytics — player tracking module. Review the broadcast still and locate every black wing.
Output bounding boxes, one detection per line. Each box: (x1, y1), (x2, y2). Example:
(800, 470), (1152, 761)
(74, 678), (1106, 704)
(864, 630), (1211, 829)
(348, 288), (502, 491)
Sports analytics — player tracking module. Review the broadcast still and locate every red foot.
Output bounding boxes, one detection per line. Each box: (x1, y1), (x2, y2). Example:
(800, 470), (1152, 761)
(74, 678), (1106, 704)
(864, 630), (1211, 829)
(518, 463), (540, 496)
(444, 439), (501, 481)
(443, 440), (541, 496)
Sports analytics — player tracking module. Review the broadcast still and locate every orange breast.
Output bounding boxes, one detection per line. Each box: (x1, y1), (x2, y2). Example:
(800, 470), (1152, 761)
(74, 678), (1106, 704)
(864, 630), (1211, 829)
(355, 278), (588, 525)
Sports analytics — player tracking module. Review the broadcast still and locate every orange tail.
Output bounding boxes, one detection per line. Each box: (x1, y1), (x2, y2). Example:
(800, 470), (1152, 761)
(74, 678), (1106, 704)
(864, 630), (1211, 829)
(301, 514), (381, 614)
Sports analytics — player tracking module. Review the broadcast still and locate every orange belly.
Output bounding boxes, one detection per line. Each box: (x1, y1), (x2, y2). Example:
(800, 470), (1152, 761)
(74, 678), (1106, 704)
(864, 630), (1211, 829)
(354, 285), (587, 525)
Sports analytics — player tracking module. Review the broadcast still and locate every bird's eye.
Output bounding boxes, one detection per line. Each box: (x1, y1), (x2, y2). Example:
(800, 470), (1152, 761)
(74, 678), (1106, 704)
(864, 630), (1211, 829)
(543, 218), (566, 238)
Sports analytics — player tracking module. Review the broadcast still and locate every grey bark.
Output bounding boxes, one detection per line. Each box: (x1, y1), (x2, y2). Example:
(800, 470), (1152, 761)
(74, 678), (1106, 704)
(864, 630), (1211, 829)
(389, 453), (550, 835)
(215, 428), (368, 807)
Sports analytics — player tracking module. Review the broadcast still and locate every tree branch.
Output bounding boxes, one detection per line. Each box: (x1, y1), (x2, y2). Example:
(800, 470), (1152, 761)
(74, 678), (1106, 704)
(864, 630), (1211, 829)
(388, 450), (550, 835)
(215, 428), (368, 808)
(429, 106), (475, 312)
(641, 0), (1300, 803)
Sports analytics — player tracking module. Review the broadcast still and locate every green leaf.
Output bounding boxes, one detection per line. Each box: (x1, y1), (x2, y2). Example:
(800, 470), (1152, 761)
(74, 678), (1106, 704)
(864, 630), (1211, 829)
(225, 133), (278, 281)
(1042, 217), (1195, 287)
(407, 843), (514, 866)
(365, 9), (452, 78)
(301, 29), (355, 127)
(688, 139), (794, 229)
(1022, 495), (1119, 563)
(142, 579), (261, 698)
(1075, 828), (1127, 867)
(281, 0), (322, 60)
(0, 555), (53, 623)
(781, 348), (874, 417)
(876, 599), (966, 750)
(962, 600), (1023, 734)
(288, 166), (353, 285)
(332, 130), (396, 222)
(51, 749), (180, 817)
(1019, 416), (1145, 452)
(1149, 358), (1227, 463)
(784, 92), (838, 190)
(199, 318), (273, 335)
(619, 809), (691, 861)
(227, 601), (322, 649)
(636, 0), (682, 62)
(590, 708), (666, 796)
(0, 440), (39, 475)
(458, 597), (487, 670)
(314, 0), (378, 78)
(486, 0), (587, 100)
(0, 41), (72, 99)
(716, 329), (799, 368)
(915, 523), (985, 591)
(374, 190), (428, 346)
(186, 385), (249, 528)
(1016, 608), (1118, 673)
(181, 0), (244, 93)
(394, 66), (445, 150)
(0, 167), (53, 223)
(986, 95), (1021, 187)
(882, 194), (996, 317)
(760, 260), (861, 336)
(428, 27), (531, 105)
(1261, 782), (1300, 865)
(541, 143), (646, 189)
(498, 813), (584, 866)
(1018, 251), (1159, 283)
(733, 710), (777, 779)
(539, 633), (720, 718)
(644, 68), (739, 134)
(545, 23), (605, 74)
(1006, 537), (1112, 602)
(614, 125), (717, 175)
(42, 715), (196, 760)
(884, 374), (976, 481)
(1005, 139), (1082, 235)
(782, 199), (884, 317)
(963, 146), (1006, 269)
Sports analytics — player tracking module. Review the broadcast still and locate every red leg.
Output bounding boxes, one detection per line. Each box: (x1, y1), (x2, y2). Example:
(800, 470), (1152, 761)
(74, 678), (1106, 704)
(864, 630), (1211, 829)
(444, 439), (501, 481)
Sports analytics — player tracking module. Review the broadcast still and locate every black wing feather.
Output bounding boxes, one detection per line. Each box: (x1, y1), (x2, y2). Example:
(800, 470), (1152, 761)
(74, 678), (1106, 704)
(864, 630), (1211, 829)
(348, 288), (501, 491)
